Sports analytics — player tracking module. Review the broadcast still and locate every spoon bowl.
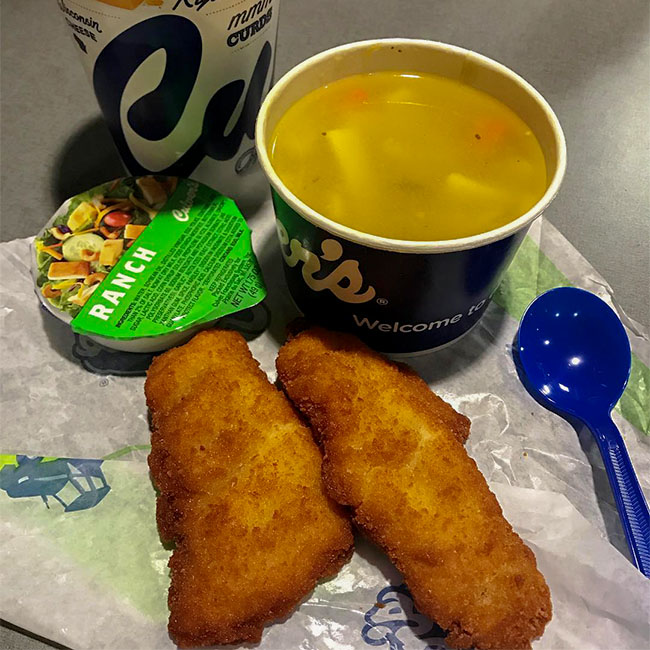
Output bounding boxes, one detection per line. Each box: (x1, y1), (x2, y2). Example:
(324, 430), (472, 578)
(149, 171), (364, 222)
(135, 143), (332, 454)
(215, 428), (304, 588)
(517, 287), (631, 417)
(517, 287), (650, 577)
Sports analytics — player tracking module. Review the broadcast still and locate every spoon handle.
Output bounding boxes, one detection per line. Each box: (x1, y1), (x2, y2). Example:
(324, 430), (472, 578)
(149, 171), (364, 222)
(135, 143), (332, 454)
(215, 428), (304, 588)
(590, 416), (650, 577)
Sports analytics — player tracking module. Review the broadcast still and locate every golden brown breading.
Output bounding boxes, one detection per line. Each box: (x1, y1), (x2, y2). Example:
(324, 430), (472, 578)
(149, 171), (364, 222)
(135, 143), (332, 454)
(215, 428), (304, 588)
(146, 330), (353, 647)
(276, 327), (551, 650)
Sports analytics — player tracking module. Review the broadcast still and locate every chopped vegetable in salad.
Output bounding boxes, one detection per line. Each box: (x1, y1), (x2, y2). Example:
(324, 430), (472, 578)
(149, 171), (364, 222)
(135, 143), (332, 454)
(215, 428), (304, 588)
(35, 176), (177, 317)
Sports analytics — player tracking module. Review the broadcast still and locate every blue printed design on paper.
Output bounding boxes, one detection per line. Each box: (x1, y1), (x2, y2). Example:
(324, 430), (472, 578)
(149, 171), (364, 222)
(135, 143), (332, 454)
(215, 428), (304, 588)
(362, 585), (446, 650)
(0, 456), (110, 512)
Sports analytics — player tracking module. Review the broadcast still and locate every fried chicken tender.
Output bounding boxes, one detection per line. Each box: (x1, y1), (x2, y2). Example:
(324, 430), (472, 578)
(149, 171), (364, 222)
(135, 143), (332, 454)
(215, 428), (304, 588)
(145, 330), (353, 647)
(276, 327), (552, 650)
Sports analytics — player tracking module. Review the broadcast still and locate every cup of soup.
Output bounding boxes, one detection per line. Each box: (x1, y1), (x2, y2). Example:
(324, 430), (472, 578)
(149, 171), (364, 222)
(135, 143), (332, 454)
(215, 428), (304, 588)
(256, 39), (566, 355)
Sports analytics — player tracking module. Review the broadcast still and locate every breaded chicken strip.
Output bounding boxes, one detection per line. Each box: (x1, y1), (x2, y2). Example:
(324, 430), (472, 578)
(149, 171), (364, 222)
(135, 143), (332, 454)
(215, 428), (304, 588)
(146, 330), (353, 647)
(276, 327), (551, 650)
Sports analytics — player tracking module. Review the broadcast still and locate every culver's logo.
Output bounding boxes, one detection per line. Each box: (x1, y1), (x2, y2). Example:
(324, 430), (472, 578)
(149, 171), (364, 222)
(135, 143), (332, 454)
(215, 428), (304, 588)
(276, 221), (376, 304)
(92, 15), (272, 176)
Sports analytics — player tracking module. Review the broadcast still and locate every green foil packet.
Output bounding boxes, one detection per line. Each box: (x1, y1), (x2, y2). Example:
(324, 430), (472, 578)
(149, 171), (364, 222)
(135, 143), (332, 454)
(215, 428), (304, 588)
(35, 177), (266, 341)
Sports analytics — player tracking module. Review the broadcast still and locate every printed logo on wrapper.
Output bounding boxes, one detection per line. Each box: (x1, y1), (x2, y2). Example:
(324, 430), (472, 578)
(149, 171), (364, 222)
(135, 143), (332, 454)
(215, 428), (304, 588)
(362, 585), (446, 650)
(0, 456), (110, 513)
(55, 0), (280, 204)
(70, 179), (267, 341)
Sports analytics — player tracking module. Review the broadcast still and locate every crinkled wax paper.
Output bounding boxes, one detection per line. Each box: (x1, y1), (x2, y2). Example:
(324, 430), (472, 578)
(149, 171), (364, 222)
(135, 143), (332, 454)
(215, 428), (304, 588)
(1, 202), (649, 650)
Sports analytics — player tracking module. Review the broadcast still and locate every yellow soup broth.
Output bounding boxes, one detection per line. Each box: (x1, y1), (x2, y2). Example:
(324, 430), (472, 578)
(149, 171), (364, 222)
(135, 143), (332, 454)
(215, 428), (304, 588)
(269, 71), (547, 241)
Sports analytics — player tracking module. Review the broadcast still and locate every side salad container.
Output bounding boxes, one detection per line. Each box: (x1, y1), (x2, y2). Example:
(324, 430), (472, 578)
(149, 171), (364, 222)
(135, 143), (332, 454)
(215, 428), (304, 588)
(33, 176), (266, 352)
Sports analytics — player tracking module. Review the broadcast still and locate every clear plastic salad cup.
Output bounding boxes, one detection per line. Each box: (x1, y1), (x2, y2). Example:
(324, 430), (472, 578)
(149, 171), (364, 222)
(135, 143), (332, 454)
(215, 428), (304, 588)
(32, 176), (266, 353)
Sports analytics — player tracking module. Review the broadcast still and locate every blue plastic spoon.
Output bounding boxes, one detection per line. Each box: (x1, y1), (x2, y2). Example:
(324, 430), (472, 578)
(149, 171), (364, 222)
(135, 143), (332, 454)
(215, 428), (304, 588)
(516, 287), (650, 577)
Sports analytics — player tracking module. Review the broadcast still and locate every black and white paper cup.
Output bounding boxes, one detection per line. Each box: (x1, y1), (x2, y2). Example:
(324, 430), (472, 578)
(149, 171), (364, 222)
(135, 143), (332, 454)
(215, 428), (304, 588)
(56, 0), (280, 207)
(256, 39), (566, 355)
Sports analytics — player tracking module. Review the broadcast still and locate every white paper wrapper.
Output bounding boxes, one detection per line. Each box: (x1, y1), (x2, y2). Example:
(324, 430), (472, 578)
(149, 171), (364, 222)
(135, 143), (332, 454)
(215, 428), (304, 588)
(1, 202), (649, 649)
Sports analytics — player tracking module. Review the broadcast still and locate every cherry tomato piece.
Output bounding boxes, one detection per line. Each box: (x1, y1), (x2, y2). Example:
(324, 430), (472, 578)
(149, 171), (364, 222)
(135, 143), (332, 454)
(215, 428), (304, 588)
(104, 211), (132, 228)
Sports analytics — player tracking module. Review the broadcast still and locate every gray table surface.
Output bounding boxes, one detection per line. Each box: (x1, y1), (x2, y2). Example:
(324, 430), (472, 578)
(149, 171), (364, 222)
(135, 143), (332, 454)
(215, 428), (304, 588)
(1, 0), (648, 648)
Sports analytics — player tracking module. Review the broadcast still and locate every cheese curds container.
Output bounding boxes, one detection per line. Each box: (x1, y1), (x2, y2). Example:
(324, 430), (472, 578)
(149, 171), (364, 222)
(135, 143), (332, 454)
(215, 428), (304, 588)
(54, 0), (280, 209)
